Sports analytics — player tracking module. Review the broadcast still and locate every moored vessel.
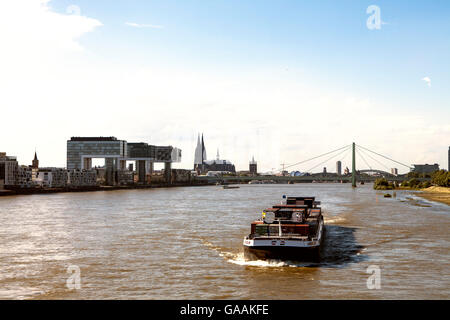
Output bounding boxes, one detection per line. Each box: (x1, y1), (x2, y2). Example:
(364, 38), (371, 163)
(223, 185), (240, 189)
(243, 196), (325, 261)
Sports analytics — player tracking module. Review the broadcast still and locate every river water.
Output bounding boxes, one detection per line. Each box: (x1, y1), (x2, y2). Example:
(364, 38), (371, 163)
(0, 184), (448, 299)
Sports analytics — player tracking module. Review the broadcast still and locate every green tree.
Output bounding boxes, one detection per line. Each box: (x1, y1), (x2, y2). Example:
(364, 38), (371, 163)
(374, 178), (393, 190)
(420, 181), (431, 188)
(407, 172), (420, 179)
(408, 178), (420, 188)
(431, 170), (450, 187)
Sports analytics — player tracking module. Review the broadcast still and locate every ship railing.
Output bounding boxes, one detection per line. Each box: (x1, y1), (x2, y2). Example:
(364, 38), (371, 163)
(250, 234), (310, 240)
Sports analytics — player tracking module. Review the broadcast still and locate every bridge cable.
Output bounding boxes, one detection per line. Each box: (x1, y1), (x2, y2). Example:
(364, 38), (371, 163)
(306, 146), (351, 173)
(338, 147), (351, 163)
(357, 146), (391, 171)
(277, 144), (351, 172)
(357, 144), (412, 169)
(356, 148), (372, 170)
(333, 148), (352, 171)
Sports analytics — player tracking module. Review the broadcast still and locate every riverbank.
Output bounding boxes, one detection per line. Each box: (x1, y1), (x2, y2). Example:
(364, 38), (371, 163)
(416, 186), (450, 206)
(0, 181), (209, 197)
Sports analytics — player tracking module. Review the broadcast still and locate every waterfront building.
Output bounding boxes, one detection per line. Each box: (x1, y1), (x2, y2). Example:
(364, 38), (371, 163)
(249, 156), (257, 175)
(336, 161), (342, 175)
(67, 137), (127, 170)
(67, 136), (181, 185)
(202, 155), (236, 174)
(0, 152), (19, 188)
(411, 163), (439, 174)
(16, 166), (34, 188)
(171, 169), (192, 183)
(35, 168), (68, 188)
(202, 149), (236, 173)
(117, 169), (134, 185)
(94, 167), (106, 184)
(67, 169), (98, 187)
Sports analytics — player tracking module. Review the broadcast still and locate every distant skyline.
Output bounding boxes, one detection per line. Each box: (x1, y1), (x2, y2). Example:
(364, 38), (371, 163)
(1, 0), (449, 173)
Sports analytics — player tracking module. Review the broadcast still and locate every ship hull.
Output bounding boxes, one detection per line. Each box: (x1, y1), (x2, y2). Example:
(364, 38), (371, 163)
(243, 223), (325, 262)
(244, 245), (321, 261)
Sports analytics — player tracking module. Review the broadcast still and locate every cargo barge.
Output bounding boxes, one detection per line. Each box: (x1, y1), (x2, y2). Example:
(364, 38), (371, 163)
(243, 196), (325, 261)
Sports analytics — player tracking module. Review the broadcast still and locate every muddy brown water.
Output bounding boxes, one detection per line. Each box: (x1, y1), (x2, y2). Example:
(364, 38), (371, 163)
(0, 184), (448, 299)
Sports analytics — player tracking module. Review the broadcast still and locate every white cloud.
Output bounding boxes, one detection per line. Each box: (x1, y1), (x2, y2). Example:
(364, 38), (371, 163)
(0, 0), (102, 53)
(125, 22), (163, 29)
(0, 0), (102, 166)
(422, 76), (431, 87)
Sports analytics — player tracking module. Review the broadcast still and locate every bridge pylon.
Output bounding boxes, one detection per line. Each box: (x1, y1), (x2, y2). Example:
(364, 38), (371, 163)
(352, 142), (356, 187)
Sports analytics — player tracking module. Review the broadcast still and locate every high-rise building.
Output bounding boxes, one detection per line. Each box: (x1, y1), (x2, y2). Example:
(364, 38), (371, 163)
(249, 156), (257, 175)
(448, 146), (449, 171)
(391, 168), (398, 176)
(336, 161), (342, 175)
(323, 167), (327, 174)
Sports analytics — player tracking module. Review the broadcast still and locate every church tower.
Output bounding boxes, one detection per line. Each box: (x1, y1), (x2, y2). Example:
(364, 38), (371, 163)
(32, 151), (39, 169)
(249, 156), (257, 175)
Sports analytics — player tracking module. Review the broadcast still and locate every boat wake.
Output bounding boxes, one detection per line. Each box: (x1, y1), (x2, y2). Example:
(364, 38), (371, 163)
(201, 239), (315, 268)
(201, 239), (236, 259)
(324, 214), (347, 224)
(227, 252), (315, 268)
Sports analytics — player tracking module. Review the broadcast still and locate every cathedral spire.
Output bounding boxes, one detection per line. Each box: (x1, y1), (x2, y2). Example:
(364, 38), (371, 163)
(201, 133), (206, 163)
(194, 133), (202, 166)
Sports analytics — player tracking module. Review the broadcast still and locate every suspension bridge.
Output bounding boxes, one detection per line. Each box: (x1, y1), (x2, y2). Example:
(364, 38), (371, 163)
(196, 142), (427, 186)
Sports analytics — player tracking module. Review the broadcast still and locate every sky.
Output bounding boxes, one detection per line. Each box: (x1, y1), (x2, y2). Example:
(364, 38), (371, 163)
(0, 0), (449, 173)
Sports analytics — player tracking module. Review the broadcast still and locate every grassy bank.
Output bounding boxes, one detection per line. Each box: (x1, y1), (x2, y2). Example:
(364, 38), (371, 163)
(416, 186), (450, 206)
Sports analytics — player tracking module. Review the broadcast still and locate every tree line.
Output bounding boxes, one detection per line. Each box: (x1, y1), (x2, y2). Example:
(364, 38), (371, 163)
(374, 170), (449, 190)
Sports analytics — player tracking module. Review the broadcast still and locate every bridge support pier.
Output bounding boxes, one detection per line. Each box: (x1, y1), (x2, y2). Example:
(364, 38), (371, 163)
(165, 162), (172, 185)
